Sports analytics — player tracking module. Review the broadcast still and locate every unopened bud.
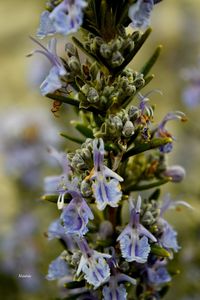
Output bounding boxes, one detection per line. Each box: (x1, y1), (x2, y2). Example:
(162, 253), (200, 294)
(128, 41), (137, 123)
(125, 85), (136, 96)
(133, 77), (145, 88)
(111, 51), (124, 67)
(122, 121), (135, 138)
(107, 116), (123, 134)
(65, 42), (77, 57)
(87, 87), (99, 103)
(164, 165), (186, 182)
(81, 180), (92, 197)
(128, 106), (140, 121)
(68, 56), (80, 72)
(100, 44), (112, 59)
(111, 37), (123, 51)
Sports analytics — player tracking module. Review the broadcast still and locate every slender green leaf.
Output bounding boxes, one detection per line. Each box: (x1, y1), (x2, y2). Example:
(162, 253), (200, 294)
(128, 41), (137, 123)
(60, 132), (84, 144)
(123, 137), (172, 160)
(140, 45), (163, 77)
(125, 178), (170, 192)
(151, 244), (171, 258)
(75, 123), (94, 138)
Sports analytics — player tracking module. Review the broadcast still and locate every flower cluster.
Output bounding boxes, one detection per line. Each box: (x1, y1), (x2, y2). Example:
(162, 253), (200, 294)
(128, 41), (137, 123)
(29, 0), (191, 299)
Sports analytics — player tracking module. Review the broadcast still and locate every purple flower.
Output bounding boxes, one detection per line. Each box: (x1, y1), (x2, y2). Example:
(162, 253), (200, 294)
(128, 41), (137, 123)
(129, 0), (154, 29)
(29, 37), (66, 95)
(103, 284), (127, 300)
(48, 218), (66, 240)
(158, 194), (192, 253)
(46, 253), (69, 280)
(102, 273), (136, 300)
(147, 261), (171, 285)
(163, 165), (186, 182)
(76, 239), (111, 288)
(44, 148), (94, 235)
(159, 220), (180, 253)
(90, 139), (123, 210)
(181, 66), (200, 107)
(44, 147), (74, 209)
(37, 0), (88, 38)
(156, 111), (186, 153)
(61, 194), (94, 236)
(117, 196), (156, 263)
(183, 85), (200, 107)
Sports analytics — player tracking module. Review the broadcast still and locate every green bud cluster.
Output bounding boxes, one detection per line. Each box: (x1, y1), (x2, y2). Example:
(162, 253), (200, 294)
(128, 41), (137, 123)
(83, 31), (140, 69)
(78, 67), (144, 110)
(95, 109), (135, 140)
(69, 138), (93, 173)
(141, 199), (160, 226)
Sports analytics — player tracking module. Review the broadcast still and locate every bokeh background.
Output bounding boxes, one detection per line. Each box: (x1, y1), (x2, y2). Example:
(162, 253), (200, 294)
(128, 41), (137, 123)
(0, 0), (200, 299)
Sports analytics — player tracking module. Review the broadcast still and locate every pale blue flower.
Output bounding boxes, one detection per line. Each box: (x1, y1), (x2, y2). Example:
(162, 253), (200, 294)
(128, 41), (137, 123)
(102, 273), (136, 300)
(163, 165), (186, 182)
(158, 194), (192, 253)
(46, 253), (69, 280)
(181, 65), (200, 107)
(48, 218), (66, 240)
(44, 148), (94, 235)
(61, 194), (94, 236)
(90, 139), (123, 210)
(183, 85), (200, 107)
(44, 147), (74, 209)
(117, 196), (156, 263)
(37, 0), (88, 38)
(147, 264), (171, 285)
(129, 0), (154, 29)
(159, 220), (180, 252)
(103, 284), (127, 300)
(29, 37), (66, 95)
(76, 239), (111, 288)
(156, 111), (186, 153)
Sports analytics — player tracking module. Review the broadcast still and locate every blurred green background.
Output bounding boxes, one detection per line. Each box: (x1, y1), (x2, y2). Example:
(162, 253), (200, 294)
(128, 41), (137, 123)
(0, 0), (200, 299)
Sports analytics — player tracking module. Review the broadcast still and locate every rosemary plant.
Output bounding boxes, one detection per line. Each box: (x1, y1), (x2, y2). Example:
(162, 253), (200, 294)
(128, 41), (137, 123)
(29, 1), (190, 299)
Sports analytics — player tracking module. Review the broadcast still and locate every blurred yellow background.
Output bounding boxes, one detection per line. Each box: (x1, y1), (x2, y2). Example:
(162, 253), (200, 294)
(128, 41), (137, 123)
(0, 0), (200, 299)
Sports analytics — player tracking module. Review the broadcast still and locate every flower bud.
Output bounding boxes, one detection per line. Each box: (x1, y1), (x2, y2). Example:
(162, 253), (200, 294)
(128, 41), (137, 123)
(68, 56), (81, 72)
(100, 44), (112, 58)
(123, 38), (135, 53)
(87, 87), (99, 103)
(111, 37), (123, 51)
(107, 116), (123, 134)
(125, 85), (136, 96)
(111, 51), (124, 67)
(81, 180), (92, 197)
(71, 153), (86, 170)
(128, 106), (140, 121)
(90, 36), (103, 52)
(164, 165), (186, 182)
(133, 77), (145, 88)
(131, 31), (140, 41)
(65, 42), (77, 57)
(81, 84), (89, 95)
(122, 121), (135, 138)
